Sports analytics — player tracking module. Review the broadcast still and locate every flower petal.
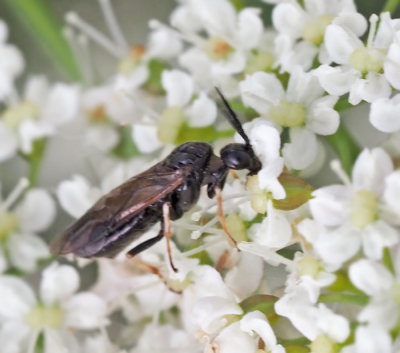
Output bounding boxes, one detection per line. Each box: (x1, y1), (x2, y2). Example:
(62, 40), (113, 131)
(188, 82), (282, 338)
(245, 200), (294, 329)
(240, 72), (284, 114)
(362, 221), (399, 260)
(272, 3), (307, 39)
(57, 175), (101, 219)
(42, 84), (80, 125)
(352, 148), (393, 195)
(349, 259), (393, 296)
(324, 24), (363, 64)
(370, 94), (400, 133)
(349, 73), (391, 105)
(185, 92), (217, 127)
(162, 69), (194, 107)
(236, 8), (263, 49)
(15, 189), (55, 232)
(215, 321), (257, 353)
(40, 263), (80, 305)
(0, 276), (36, 319)
(193, 296), (242, 334)
(314, 65), (358, 96)
(309, 185), (349, 226)
(282, 128), (317, 170)
(8, 232), (49, 272)
(64, 292), (108, 329)
(0, 122), (17, 162)
(307, 95), (340, 135)
(132, 122), (163, 153)
(240, 311), (277, 350)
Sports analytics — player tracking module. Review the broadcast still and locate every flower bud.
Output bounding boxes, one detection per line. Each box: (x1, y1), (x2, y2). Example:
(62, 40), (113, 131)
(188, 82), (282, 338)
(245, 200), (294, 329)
(273, 172), (313, 210)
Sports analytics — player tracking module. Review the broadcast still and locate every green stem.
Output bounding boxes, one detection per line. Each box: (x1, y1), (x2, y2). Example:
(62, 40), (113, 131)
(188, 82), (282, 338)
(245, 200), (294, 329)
(26, 138), (47, 187)
(383, 0), (400, 13)
(3, 0), (81, 81)
(319, 293), (369, 306)
(326, 123), (361, 176)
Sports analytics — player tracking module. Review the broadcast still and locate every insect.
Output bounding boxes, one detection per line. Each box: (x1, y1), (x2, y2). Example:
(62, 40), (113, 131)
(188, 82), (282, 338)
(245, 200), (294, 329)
(50, 88), (262, 271)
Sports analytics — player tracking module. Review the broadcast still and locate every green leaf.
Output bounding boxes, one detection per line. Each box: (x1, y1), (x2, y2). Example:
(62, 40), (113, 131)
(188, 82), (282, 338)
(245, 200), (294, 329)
(326, 123), (361, 175)
(144, 59), (169, 94)
(239, 294), (278, 319)
(3, 0), (81, 81)
(112, 125), (139, 160)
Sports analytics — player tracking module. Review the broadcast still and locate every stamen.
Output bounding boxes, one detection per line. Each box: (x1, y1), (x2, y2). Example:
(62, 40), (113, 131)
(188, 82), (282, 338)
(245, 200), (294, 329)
(182, 237), (225, 257)
(0, 178), (29, 213)
(98, 0), (129, 51)
(330, 159), (352, 186)
(77, 34), (95, 86)
(65, 12), (122, 57)
(367, 14), (379, 48)
(149, 19), (204, 47)
(122, 91), (160, 122)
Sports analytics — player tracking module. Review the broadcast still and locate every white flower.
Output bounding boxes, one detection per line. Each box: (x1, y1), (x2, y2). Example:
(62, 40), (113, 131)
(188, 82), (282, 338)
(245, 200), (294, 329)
(0, 19), (24, 102)
(0, 76), (79, 160)
(370, 93), (400, 133)
(275, 284), (350, 342)
(0, 179), (55, 273)
(315, 13), (399, 105)
(243, 118), (285, 198)
(81, 83), (148, 152)
(0, 262), (108, 353)
(272, 0), (359, 71)
(384, 31), (400, 90)
(340, 324), (392, 353)
(131, 324), (201, 353)
(163, 0), (264, 88)
(348, 255), (400, 331)
(240, 67), (339, 169)
(308, 149), (400, 262)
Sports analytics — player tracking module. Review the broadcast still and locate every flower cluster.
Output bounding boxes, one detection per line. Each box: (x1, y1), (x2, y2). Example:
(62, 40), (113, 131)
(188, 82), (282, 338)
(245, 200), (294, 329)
(1, 0), (400, 352)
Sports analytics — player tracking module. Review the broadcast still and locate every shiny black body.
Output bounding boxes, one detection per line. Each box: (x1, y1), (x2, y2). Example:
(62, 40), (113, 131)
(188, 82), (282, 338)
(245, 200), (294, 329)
(50, 90), (262, 259)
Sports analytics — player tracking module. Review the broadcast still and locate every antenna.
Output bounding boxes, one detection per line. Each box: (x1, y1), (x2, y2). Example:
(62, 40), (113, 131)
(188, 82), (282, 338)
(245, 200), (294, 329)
(215, 87), (251, 146)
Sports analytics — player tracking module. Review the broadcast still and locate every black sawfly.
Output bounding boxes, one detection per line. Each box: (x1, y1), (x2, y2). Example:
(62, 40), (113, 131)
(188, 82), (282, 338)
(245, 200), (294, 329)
(50, 88), (262, 271)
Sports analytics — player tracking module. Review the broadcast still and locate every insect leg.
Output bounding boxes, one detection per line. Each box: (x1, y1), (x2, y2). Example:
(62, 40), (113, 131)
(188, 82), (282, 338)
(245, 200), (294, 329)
(215, 187), (238, 249)
(163, 202), (178, 273)
(126, 228), (164, 258)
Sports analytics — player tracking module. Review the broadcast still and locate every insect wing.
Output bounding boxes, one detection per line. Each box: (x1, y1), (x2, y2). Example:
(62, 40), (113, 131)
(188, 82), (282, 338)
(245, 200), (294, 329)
(50, 167), (185, 257)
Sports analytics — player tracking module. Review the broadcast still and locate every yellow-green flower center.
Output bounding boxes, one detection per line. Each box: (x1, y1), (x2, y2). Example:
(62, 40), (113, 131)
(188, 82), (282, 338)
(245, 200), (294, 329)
(247, 175), (268, 214)
(0, 212), (18, 240)
(269, 101), (306, 128)
(158, 106), (186, 144)
(302, 15), (334, 46)
(349, 47), (385, 74)
(25, 305), (64, 330)
(297, 254), (321, 278)
(310, 335), (337, 353)
(350, 189), (378, 228)
(205, 37), (233, 60)
(225, 213), (248, 242)
(2, 101), (39, 129)
(118, 45), (146, 74)
(245, 52), (275, 74)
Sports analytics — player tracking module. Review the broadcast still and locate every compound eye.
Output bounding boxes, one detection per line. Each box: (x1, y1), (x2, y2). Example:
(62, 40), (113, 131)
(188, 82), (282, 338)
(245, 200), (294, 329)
(221, 147), (250, 170)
